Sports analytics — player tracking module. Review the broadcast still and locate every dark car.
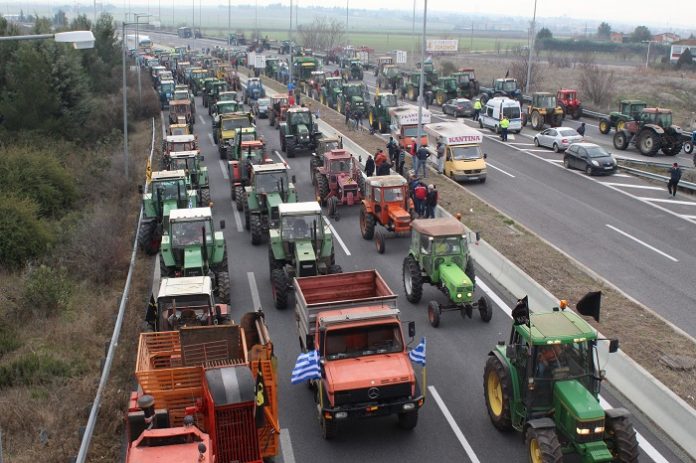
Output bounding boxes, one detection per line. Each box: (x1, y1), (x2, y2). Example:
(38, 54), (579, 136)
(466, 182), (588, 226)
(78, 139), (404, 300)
(253, 97), (271, 119)
(442, 98), (474, 117)
(563, 142), (616, 175)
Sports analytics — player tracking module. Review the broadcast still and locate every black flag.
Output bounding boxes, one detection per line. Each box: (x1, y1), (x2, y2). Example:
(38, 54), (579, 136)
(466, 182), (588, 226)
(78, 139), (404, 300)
(505, 69), (510, 78)
(512, 296), (530, 326)
(577, 291), (602, 322)
(255, 368), (267, 427)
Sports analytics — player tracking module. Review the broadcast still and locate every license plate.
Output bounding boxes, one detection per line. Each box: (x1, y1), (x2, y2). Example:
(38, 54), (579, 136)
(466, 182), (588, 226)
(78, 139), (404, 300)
(469, 176), (479, 180)
(604, 166), (613, 170)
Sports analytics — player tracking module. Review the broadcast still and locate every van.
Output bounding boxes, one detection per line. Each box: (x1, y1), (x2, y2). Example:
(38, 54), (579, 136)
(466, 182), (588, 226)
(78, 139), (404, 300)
(424, 122), (487, 183)
(389, 106), (431, 155)
(479, 97), (522, 134)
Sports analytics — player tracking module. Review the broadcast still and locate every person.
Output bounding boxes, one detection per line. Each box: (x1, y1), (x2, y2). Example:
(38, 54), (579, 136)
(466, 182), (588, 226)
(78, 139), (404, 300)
(577, 122), (586, 137)
(668, 162), (682, 197)
(500, 115), (510, 142)
(354, 111), (362, 130)
(295, 90), (301, 106)
(387, 136), (399, 164)
(391, 80), (397, 95)
(413, 182), (427, 217)
(376, 159), (391, 176)
(344, 101), (351, 126)
(473, 99), (482, 121)
(374, 149), (387, 169)
(435, 142), (445, 175)
(365, 155), (375, 177)
(415, 144), (430, 178)
(426, 184), (438, 218)
(397, 149), (406, 177)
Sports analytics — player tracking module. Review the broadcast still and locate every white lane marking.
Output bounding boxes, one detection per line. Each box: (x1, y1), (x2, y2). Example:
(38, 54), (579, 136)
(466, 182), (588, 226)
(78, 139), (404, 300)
(509, 142), (536, 146)
(208, 133), (215, 145)
(547, 159), (563, 163)
(280, 428), (296, 463)
(219, 160), (229, 179)
(247, 272), (262, 309)
(323, 216), (351, 256)
(606, 224), (678, 262)
(603, 183), (664, 191)
(232, 206), (244, 232)
(640, 197), (696, 206)
(428, 386), (482, 463)
(525, 148), (554, 153)
(198, 114), (205, 124)
(273, 150), (290, 168)
(486, 162), (516, 178)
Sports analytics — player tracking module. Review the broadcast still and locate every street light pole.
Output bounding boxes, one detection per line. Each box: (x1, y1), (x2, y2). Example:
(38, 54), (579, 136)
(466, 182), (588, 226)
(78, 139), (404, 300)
(288, 0), (293, 87)
(134, 13), (150, 106)
(346, 0), (349, 44)
(228, 0), (231, 44)
(122, 21), (130, 181)
(525, 0), (537, 94)
(416, 0), (427, 152)
(643, 40), (657, 69)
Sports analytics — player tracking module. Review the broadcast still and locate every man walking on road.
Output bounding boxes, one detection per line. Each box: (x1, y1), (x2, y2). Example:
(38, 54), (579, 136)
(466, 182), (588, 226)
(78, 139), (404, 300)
(425, 184), (438, 218)
(577, 122), (586, 137)
(414, 182), (427, 218)
(344, 101), (351, 126)
(365, 155), (375, 177)
(415, 144), (430, 178)
(387, 136), (399, 164)
(668, 162), (682, 197)
(473, 99), (482, 121)
(500, 116), (510, 142)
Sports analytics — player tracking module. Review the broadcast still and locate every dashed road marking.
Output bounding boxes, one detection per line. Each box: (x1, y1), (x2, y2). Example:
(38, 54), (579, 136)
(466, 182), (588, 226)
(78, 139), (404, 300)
(428, 386), (482, 463)
(606, 224), (678, 262)
(604, 183), (663, 191)
(232, 206), (244, 232)
(486, 162), (515, 178)
(198, 114), (205, 124)
(280, 428), (296, 463)
(323, 216), (351, 256)
(207, 133), (215, 145)
(219, 160), (229, 179)
(640, 197), (696, 206)
(273, 150), (290, 167)
(247, 271), (262, 309)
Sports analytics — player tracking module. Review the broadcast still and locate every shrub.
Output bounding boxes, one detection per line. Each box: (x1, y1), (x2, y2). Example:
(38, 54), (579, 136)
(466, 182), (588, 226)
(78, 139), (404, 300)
(579, 63), (615, 106)
(22, 265), (72, 318)
(0, 325), (21, 359)
(0, 197), (52, 269)
(0, 352), (75, 389)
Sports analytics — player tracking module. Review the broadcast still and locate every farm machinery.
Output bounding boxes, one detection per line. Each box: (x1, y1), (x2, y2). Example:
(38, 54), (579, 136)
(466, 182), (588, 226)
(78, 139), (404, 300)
(368, 92), (398, 134)
(229, 139), (272, 211)
(613, 108), (683, 156)
(479, 77), (522, 104)
(311, 148), (364, 217)
(319, 76), (343, 109)
(360, 175), (415, 254)
(523, 92), (564, 130)
(557, 89), (583, 120)
(279, 107), (322, 158)
(598, 100), (647, 134)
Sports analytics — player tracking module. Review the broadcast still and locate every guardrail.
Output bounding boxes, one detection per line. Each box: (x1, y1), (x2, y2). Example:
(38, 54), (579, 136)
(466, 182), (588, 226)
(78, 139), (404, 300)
(618, 164), (696, 193)
(73, 117), (156, 462)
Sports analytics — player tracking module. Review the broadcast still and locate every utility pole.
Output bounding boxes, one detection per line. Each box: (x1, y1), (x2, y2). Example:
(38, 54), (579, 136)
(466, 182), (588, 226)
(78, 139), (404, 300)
(228, 0), (231, 44)
(415, 0), (427, 151)
(346, 0), (349, 44)
(192, 0), (195, 49)
(470, 21), (473, 51)
(411, 0), (416, 65)
(122, 21), (130, 181)
(525, 0), (537, 94)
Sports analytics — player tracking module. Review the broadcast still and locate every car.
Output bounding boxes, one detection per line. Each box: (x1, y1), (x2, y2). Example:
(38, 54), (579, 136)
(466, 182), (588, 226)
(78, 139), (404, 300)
(563, 143), (617, 175)
(253, 97), (271, 118)
(442, 98), (474, 117)
(533, 127), (583, 152)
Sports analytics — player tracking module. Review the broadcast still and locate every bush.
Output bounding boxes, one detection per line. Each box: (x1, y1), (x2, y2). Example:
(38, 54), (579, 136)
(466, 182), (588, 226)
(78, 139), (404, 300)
(0, 352), (75, 389)
(0, 197), (52, 269)
(0, 325), (21, 360)
(22, 265), (72, 318)
(579, 63), (615, 106)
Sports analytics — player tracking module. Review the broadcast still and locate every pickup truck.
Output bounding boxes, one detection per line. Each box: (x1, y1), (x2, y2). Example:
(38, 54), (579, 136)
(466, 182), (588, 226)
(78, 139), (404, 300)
(294, 269), (424, 439)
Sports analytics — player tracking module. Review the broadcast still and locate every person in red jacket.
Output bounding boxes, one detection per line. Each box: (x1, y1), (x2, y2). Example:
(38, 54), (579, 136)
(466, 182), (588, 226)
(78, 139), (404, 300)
(374, 149), (387, 168)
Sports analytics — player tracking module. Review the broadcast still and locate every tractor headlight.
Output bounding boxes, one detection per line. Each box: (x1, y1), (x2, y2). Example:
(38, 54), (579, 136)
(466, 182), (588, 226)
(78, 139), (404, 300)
(456, 293), (462, 299)
(576, 427), (591, 436)
(467, 292), (472, 298)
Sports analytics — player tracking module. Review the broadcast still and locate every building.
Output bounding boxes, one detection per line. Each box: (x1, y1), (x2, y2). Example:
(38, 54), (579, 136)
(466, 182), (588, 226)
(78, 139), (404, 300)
(670, 39), (696, 63)
(610, 32), (625, 43)
(652, 33), (680, 44)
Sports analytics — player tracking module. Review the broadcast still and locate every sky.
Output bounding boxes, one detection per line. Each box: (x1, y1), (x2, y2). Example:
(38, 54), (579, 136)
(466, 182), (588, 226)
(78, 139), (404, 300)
(5, 0), (696, 30)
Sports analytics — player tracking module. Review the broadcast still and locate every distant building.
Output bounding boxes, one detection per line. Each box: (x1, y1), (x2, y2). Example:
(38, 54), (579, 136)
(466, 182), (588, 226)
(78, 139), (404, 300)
(652, 33), (680, 44)
(670, 39), (696, 63)
(2, 14), (21, 22)
(610, 32), (625, 43)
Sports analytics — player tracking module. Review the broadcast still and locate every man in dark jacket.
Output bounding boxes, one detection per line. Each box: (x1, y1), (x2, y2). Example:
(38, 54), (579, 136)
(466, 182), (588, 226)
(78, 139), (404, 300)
(365, 155), (375, 177)
(668, 162), (682, 197)
(376, 160), (391, 176)
(415, 145), (430, 178)
(577, 122), (586, 137)
(425, 184), (438, 218)
(387, 136), (399, 164)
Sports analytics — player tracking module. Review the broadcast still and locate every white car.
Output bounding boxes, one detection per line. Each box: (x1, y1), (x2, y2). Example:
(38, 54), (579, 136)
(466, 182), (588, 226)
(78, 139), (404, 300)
(533, 127), (584, 152)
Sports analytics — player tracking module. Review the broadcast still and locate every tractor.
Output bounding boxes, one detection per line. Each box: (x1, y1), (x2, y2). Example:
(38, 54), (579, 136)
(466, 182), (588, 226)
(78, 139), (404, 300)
(147, 276), (230, 332)
(279, 40), (292, 54)
(523, 92), (564, 130)
(168, 99), (194, 130)
(159, 79), (175, 109)
(479, 78), (522, 104)
(359, 175), (415, 254)
(163, 134), (197, 164)
(557, 89), (583, 120)
(337, 82), (369, 117)
(244, 77), (266, 104)
(173, 85), (196, 113)
(279, 107), (322, 158)
(401, 72), (434, 105)
(269, 94), (290, 128)
(159, 207), (230, 303)
(268, 201), (342, 309)
(208, 91), (237, 116)
(309, 136), (344, 183)
(613, 108), (683, 156)
(292, 55), (320, 84)
(342, 59), (364, 81)
(137, 170), (197, 255)
(204, 80), (229, 110)
(201, 78), (222, 108)
(402, 217), (491, 327)
(265, 57), (280, 79)
(302, 70), (326, 100)
(243, 163), (298, 245)
(211, 100), (242, 139)
(319, 77), (343, 110)
(168, 123), (190, 136)
(374, 55), (394, 77)
(368, 92), (398, 134)
(452, 68), (479, 99)
(598, 100), (647, 134)
(483, 292), (639, 463)
(376, 64), (401, 94)
(189, 69), (211, 95)
(311, 149), (365, 217)
(166, 150), (211, 206)
(434, 76), (459, 106)
(229, 139), (271, 211)
(217, 112), (254, 159)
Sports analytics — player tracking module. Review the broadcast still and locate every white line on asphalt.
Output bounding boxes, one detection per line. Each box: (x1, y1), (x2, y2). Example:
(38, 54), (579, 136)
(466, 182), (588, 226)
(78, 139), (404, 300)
(219, 160), (229, 179)
(273, 150), (290, 167)
(207, 133), (215, 145)
(604, 183), (664, 191)
(486, 162), (516, 178)
(547, 159), (563, 163)
(509, 142), (536, 146)
(428, 386), (482, 463)
(640, 197), (696, 206)
(280, 428), (296, 463)
(323, 216), (351, 256)
(247, 271), (262, 309)
(525, 148), (554, 153)
(606, 224), (679, 262)
(198, 114), (205, 124)
(160, 112), (166, 137)
(612, 173), (631, 178)
(232, 206), (244, 232)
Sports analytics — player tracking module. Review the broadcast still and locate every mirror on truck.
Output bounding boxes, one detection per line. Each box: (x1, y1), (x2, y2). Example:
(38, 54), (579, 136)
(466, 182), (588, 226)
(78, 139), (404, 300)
(609, 339), (620, 353)
(408, 321), (416, 339)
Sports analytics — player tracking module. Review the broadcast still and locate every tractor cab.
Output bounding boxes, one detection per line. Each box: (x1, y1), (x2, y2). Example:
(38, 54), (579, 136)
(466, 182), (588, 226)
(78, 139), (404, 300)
(360, 175), (414, 252)
(619, 100), (647, 119)
(309, 71), (326, 87)
(340, 82), (369, 115)
(313, 149), (363, 212)
(152, 276), (229, 331)
(217, 113), (254, 159)
(159, 80), (175, 109)
(525, 92), (564, 130)
(493, 78), (520, 96)
(245, 163), (297, 245)
(245, 78), (266, 101)
(343, 59), (364, 80)
(146, 170), (194, 224)
(168, 100), (194, 127)
(638, 108), (672, 128)
(164, 134), (197, 160)
(168, 124), (190, 136)
(326, 77), (343, 91)
(439, 76), (458, 92)
(274, 202), (332, 278)
(167, 150), (208, 202)
(455, 68), (476, 83)
(532, 92), (557, 110)
(229, 127), (260, 160)
(217, 91), (238, 102)
(173, 88), (191, 101)
(250, 163), (292, 198)
(376, 92), (397, 109)
(556, 88), (583, 120)
(212, 100), (241, 123)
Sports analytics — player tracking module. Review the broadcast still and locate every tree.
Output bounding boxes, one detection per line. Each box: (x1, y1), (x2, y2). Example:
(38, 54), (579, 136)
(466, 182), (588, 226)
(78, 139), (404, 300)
(677, 48), (695, 69)
(536, 27), (552, 41)
(597, 22), (612, 39)
(53, 9), (67, 27)
(632, 25), (652, 43)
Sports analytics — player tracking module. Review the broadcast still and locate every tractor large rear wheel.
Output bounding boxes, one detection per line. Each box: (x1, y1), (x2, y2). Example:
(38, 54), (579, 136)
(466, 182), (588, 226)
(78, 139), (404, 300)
(613, 131), (629, 151)
(216, 271), (231, 304)
(402, 255), (423, 303)
(138, 220), (160, 255)
(360, 205), (375, 240)
(525, 427), (563, 463)
(316, 175), (329, 205)
(250, 215), (263, 245)
(531, 111), (543, 130)
(483, 355), (513, 431)
(378, 118), (387, 134)
(605, 416), (639, 462)
(235, 187), (244, 211)
(662, 143), (682, 156)
(271, 269), (290, 310)
(599, 119), (611, 134)
(638, 129), (661, 156)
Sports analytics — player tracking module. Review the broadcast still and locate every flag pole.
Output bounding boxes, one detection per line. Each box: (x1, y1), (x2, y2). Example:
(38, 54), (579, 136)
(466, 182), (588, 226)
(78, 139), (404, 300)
(422, 365), (427, 399)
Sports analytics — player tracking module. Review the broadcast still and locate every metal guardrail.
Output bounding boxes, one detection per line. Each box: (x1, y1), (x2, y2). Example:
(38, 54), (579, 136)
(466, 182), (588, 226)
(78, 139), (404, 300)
(74, 117), (156, 462)
(616, 156), (695, 170)
(619, 164), (696, 192)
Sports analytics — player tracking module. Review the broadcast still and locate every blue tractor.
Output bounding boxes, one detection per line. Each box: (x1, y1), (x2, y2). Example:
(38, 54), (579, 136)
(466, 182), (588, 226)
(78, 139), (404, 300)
(244, 77), (266, 104)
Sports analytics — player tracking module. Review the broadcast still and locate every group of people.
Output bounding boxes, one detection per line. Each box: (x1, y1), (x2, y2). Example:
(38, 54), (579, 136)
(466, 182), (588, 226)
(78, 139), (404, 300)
(364, 137), (407, 177)
(410, 175), (438, 218)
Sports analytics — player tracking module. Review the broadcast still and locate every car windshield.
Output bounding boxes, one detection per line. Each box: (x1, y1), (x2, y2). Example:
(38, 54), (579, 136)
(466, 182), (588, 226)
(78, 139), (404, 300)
(222, 118), (250, 131)
(169, 141), (195, 151)
(432, 236), (463, 256)
(558, 129), (579, 137)
(281, 214), (321, 241)
(255, 171), (287, 193)
(450, 145), (481, 161)
(382, 94), (397, 106)
(502, 106), (521, 119)
(324, 323), (404, 360)
(152, 179), (185, 200)
(585, 146), (610, 158)
(330, 159), (352, 172)
(502, 81), (517, 92)
(291, 112), (311, 125)
(533, 342), (593, 387)
(382, 187), (404, 202)
(171, 220), (212, 247)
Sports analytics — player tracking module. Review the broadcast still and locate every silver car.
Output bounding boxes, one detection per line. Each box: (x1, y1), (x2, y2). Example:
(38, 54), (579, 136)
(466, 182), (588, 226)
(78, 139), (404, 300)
(533, 127), (584, 152)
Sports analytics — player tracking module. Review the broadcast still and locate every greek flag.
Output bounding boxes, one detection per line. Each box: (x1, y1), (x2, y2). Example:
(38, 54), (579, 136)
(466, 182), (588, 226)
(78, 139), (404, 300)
(291, 350), (321, 384)
(409, 337), (426, 366)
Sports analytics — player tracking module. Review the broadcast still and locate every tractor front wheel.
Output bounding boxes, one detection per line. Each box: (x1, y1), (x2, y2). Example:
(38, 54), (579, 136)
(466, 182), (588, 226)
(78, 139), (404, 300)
(216, 271), (231, 304)
(250, 215), (263, 245)
(478, 296), (492, 322)
(327, 196), (339, 219)
(683, 141), (694, 155)
(483, 355), (513, 431)
(375, 230), (386, 254)
(271, 269), (290, 310)
(662, 143), (682, 156)
(531, 111), (543, 130)
(605, 416), (639, 462)
(599, 119), (611, 134)
(287, 140), (296, 158)
(378, 118), (387, 134)
(572, 107), (582, 120)
(360, 205), (375, 240)
(427, 300), (441, 328)
(403, 255), (423, 303)
(525, 427), (563, 463)
(613, 131), (629, 151)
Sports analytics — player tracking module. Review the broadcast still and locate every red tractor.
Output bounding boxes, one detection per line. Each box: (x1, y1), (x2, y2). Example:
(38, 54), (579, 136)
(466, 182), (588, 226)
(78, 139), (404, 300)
(228, 139), (272, 211)
(556, 88), (583, 120)
(269, 94), (289, 129)
(360, 175), (415, 254)
(312, 149), (364, 217)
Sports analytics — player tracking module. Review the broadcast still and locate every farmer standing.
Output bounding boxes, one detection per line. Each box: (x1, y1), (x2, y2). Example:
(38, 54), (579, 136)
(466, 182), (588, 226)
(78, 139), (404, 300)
(668, 162), (682, 197)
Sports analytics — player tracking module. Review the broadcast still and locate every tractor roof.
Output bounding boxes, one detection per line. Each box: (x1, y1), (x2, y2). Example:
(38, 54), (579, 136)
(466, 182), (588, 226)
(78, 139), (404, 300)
(168, 150), (200, 158)
(151, 169), (186, 181)
(160, 79), (175, 84)
(365, 175), (407, 188)
(252, 162), (287, 173)
(241, 140), (264, 148)
(558, 88), (577, 93)
(169, 207), (213, 221)
(643, 107), (672, 114)
(166, 134), (196, 143)
(534, 92), (552, 96)
(218, 91), (237, 97)
(169, 99), (191, 105)
(519, 311), (597, 345)
(324, 149), (352, 160)
(287, 106), (310, 113)
(279, 201), (321, 216)
(158, 276), (212, 299)
(412, 217), (466, 237)
(621, 99), (646, 105)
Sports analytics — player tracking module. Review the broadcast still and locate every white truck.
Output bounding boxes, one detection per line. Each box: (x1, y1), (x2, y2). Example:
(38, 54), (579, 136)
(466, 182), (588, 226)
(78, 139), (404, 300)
(389, 106), (432, 154)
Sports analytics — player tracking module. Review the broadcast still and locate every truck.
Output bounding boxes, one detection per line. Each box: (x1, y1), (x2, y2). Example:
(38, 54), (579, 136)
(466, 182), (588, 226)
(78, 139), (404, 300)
(294, 270), (424, 439)
(424, 122), (487, 183)
(389, 106), (431, 155)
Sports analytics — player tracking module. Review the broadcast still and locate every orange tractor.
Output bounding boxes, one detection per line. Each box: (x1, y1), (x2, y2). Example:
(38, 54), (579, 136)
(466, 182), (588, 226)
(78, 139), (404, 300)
(359, 174), (415, 253)
(125, 313), (279, 463)
(312, 148), (365, 218)
(269, 94), (290, 129)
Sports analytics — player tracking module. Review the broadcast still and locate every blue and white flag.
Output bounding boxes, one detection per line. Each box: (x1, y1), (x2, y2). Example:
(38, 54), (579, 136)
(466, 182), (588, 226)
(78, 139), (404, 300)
(409, 337), (426, 366)
(291, 350), (322, 384)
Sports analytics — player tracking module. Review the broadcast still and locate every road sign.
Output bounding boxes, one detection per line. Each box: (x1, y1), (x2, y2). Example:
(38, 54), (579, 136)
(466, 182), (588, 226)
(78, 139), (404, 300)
(426, 39), (458, 53)
(396, 50), (407, 64)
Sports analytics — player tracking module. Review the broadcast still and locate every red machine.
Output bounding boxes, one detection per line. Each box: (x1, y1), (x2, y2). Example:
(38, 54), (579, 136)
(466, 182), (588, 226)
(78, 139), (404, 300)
(556, 88), (583, 120)
(312, 148), (364, 217)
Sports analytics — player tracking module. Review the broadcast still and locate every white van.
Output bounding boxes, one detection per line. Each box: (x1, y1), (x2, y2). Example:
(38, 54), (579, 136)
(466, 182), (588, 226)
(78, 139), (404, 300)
(479, 97), (522, 134)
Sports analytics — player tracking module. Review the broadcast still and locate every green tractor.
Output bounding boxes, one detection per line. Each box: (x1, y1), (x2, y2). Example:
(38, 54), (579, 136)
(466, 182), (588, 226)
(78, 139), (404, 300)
(342, 59), (364, 81)
(137, 170), (198, 255)
(452, 68), (479, 99)
(193, 75), (214, 98)
(599, 100), (648, 135)
(268, 201), (342, 309)
(293, 55), (320, 84)
(265, 57), (280, 79)
(401, 72), (434, 105)
(376, 64), (401, 93)
(484, 292), (639, 463)
(402, 218), (492, 327)
(203, 79), (228, 108)
(279, 107), (322, 158)
(320, 76), (343, 109)
(368, 92), (398, 134)
(433, 76), (459, 106)
(337, 82), (369, 117)
(159, 207), (230, 304)
(166, 150), (211, 206)
(243, 162), (298, 245)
